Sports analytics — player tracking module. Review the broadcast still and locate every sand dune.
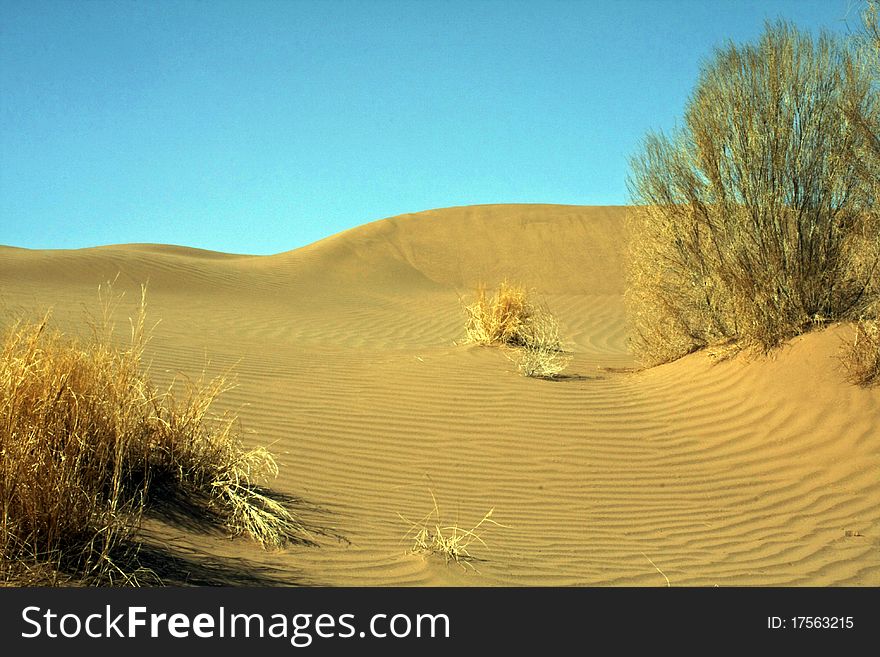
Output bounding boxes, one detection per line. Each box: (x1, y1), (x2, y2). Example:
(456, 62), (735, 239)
(1, 204), (877, 586)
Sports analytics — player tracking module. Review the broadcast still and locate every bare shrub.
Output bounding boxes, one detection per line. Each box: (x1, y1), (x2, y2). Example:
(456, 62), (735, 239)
(627, 22), (879, 366)
(845, 1), (880, 306)
(506, 313), (572, 378)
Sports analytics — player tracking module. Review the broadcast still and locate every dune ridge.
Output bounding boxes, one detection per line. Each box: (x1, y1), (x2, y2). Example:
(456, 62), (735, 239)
(1, 204), (877, 586)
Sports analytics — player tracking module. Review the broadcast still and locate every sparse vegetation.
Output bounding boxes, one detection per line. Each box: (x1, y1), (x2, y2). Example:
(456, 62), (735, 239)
(842, 317), (880, 386)
(507, 331), (573, 379)
(626, 21), (879, 366)
(463, 281), (546, 348)
(510, 344), (572, 379)
(462, 281), (570, 377)
(398, 491), (505, 570)
(0, 286), (307, 586)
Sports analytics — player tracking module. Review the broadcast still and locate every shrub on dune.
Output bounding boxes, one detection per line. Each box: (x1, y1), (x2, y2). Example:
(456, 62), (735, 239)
(462, 281), (570, 378)
(506, 318), (572, 379)
(463, 281), (541, 348)
(626, 22), (879, 366)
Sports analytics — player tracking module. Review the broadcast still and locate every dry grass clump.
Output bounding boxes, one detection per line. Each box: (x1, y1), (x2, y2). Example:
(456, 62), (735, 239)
(462, 281), (570, 377)
(841, 318), (880, 386)
(398, 491), (505, 570)
(146, 373), (310, 550)
(627, 22), (879, 366)
(0, 286), (305, 585)
(463, 281), (544, 348)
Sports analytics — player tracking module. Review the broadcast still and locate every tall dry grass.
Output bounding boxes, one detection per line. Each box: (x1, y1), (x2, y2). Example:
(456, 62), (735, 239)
(462, 281), (570, 377)
(0, 286), (306, 585)
(626, 22), (879, 366)
(1, 313), (146, 583)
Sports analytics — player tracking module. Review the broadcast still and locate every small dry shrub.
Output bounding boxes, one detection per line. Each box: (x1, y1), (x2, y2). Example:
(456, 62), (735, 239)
(462, 281), (570, 377)
(511, 344), (572, 379)
(463, 281), (539, 348)
(506, 313), (572, 378)
(147, 373), (310, 550)
(842, 318), (880, 386)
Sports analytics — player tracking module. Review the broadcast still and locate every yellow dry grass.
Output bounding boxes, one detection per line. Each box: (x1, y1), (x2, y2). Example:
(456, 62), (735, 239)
(462, 281), (570, 377)
(463, 281), (540, 348)
(0, 285), (307, 585)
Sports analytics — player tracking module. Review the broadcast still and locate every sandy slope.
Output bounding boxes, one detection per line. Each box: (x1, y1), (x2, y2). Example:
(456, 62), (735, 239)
(1, 204), (877, 586)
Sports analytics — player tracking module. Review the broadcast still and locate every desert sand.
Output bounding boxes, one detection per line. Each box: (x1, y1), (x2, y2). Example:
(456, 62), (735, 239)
(1, 204), (878, 586)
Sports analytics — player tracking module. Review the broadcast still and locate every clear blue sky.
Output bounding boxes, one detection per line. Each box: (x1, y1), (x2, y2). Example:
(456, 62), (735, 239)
(0, 0), (865, 254)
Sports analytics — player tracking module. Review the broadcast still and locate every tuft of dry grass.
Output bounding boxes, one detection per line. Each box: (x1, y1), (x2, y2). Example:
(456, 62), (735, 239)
(147, 372), (311, 550)
(841, 318), (880, 387)
(462, 281), (570, 377)
(398, 491), (506, 570)
(463, 281), (540, 348)
(0, 285), (307, 585)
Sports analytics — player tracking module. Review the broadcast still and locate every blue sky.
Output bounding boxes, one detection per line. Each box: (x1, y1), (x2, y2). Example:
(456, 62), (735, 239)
(0, 0), (865, 254)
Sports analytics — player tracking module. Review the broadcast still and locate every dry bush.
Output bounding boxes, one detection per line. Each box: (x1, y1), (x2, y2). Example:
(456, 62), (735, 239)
(0, 286), (305, 585)
(842, 318), (880, 386)
(511, 344), (572, 379)
(146, 373), (310, 550)
(462, 281), (570, 377)
(506, 313), (573, 378)
(627, 21), (879, 366)
(463, 281), (541, 348)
